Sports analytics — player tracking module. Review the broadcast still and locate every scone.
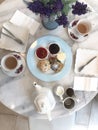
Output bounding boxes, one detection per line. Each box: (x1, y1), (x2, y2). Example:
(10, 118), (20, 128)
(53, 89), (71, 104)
(37, 60), (51, 72)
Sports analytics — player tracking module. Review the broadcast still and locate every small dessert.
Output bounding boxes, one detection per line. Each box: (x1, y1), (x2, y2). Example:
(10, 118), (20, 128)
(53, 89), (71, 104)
(49, 43), (60, 55)
(37, 60), (51, 72)
(49, 56), (57, 64)
(51, 61), (64, 73)
(35, 47), (48, 60)
(57, 52), (66, 62)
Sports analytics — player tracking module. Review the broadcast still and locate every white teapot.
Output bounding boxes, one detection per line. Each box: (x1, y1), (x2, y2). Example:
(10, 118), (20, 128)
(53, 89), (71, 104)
(32, 82), (56, 121)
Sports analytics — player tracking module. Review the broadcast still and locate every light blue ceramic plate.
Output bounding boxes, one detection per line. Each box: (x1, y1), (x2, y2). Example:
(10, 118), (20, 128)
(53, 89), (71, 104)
(26, 35), (72, 82)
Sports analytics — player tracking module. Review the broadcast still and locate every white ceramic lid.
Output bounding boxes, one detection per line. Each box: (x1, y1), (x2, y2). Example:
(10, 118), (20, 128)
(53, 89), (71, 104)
(34, 95), (52, 114)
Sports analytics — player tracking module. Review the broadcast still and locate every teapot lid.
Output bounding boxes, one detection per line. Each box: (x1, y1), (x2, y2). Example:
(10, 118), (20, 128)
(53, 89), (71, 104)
(34, 94), (52, 114)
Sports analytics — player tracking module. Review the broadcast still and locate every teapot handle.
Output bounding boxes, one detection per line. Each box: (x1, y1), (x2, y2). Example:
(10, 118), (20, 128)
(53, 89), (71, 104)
(47, 111), (52, 121)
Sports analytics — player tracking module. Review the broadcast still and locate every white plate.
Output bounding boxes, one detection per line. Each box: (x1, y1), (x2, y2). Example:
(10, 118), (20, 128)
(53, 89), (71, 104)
(1, 53), (26, 77)
(68, 19), (88, 42)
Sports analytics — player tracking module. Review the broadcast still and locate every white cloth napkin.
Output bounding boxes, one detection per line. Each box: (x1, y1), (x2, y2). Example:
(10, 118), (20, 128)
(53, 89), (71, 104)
(3, 21), (29, 44)
(73, 76), (98, 91)
(75, 48), (98, 76)
(0, 10), (40, 53)
(10, 10), (40, 36)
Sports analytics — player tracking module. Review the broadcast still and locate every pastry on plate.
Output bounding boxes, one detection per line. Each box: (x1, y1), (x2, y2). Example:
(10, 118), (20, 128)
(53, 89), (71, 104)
(57, 52), (66, 62)
(37, 60), (51, 72)
(51, 61), (64, 73)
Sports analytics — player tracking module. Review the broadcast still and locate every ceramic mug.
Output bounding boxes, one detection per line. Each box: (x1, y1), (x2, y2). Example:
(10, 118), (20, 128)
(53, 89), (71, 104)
(0, 53), (20, 74)
(76, 19), (92, 36)
(64, 88), (80, 103)
(63, 97), (76, 109)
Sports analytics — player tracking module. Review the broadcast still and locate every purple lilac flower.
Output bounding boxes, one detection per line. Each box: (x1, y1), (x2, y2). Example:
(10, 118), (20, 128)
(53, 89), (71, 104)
(28, 1), (44, 14)
(72, 1), (87, 15)
(43, 6), (53, 17)
(28, 1), (52, 17)
(52, 0), (64, 13)
(56, 14), (68, 27)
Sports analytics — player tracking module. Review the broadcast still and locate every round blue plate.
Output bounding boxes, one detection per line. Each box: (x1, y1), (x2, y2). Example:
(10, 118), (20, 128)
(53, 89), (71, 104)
(26, 35), (72, 82)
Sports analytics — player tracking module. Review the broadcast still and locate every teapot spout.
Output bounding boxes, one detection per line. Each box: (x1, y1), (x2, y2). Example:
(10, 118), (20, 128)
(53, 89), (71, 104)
(32, 82), (37, 87)
(32, 82), (42, 90)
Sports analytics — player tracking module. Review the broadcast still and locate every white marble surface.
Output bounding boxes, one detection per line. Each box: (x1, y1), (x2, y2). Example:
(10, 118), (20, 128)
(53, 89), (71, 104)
(0, 0), (98, 120)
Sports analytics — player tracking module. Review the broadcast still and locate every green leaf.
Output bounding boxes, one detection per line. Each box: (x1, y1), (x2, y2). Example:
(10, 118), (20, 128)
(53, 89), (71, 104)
(62, 4), (71, 15)
(40, 0), (49, 5)
(64, 0), (76, 4)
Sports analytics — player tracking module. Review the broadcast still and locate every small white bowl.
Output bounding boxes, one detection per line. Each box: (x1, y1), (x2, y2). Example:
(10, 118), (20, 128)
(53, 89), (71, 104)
(48, 43), (60, 56)
(35, 46), (49, 60)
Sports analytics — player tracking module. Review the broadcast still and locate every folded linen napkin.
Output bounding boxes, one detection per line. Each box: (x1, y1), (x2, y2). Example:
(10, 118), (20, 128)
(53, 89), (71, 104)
(10, 10), (40, 36)
(0, 10), (40, 53)
(3, 21), (29, 44)
(75, 48), (98, 76)
(0, 21), (29, 53)
(73, 76), (98, 91)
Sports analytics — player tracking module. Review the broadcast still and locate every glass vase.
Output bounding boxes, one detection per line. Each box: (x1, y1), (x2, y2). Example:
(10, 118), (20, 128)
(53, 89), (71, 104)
(41, 15), (59, 30)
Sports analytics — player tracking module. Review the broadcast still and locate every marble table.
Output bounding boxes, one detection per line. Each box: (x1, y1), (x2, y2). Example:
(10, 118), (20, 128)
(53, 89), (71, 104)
(0, 0), (98, 119)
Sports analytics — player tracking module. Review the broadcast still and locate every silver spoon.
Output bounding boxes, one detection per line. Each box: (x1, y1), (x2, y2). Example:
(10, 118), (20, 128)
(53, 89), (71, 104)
(78, 56), (97, 72)
(2, 26), (24, 45)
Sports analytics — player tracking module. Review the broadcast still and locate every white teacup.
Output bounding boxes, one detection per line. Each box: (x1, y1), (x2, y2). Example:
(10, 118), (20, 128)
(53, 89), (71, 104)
(0, 53), (20, 74)
(76, 20), (92, 36)
(63, 97), (76, 109)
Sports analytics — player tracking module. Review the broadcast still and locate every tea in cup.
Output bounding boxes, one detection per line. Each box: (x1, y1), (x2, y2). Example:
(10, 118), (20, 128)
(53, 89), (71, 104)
(66, 88), (74, 97)
(64, 88), (80, 102)
(63, 97), (75, 109)
(76, 20), (92, 36)
(0, 53), (20, 75)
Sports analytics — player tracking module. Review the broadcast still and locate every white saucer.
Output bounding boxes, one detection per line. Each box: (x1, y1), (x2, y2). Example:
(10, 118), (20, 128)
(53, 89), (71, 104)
(1, 53), (26, 77)
(68, 19), (88, 42)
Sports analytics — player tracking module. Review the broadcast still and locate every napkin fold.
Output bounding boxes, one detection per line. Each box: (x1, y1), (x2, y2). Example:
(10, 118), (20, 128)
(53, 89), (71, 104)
(10, 10), (40, 36)
(73, 76), (98, 91)
(0, 10), (40, 53)
(3, 21), (29, 44)
(75, 48), (98, 76)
